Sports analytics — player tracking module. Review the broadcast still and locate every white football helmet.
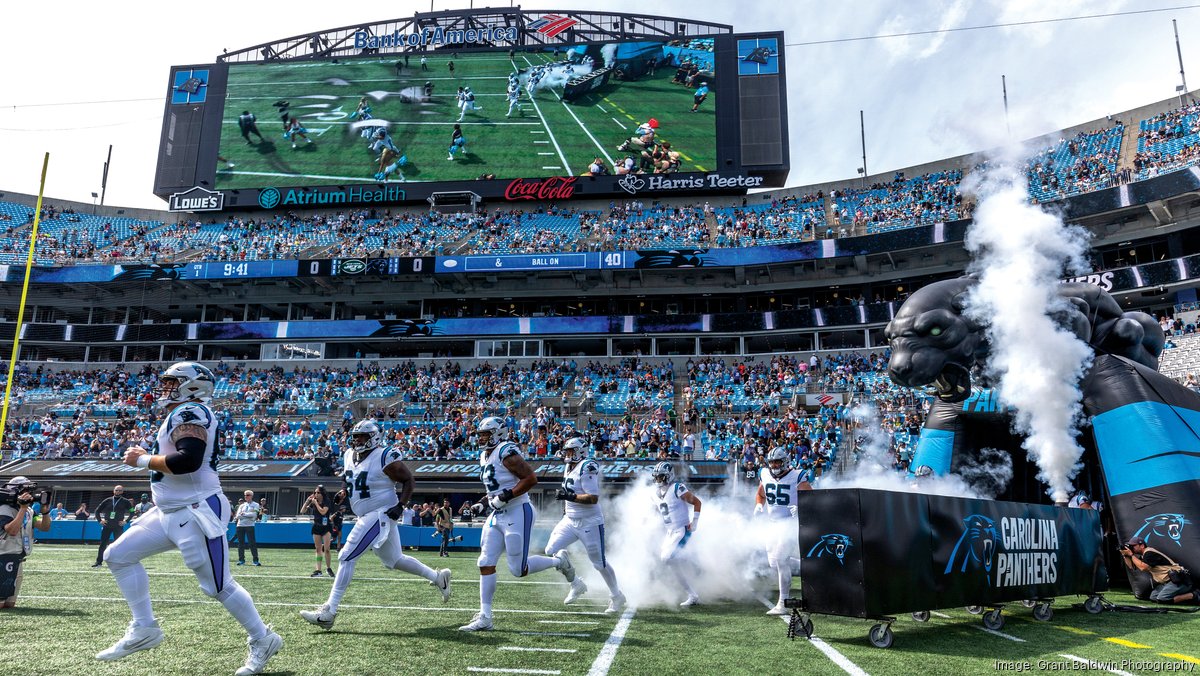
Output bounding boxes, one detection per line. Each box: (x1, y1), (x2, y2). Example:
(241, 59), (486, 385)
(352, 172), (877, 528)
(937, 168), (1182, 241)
(350, 420), (383, 455)
(561, 436), (587, 462)
(767, 447), (790, 478)
(156, 362), (215, 408)
(476, 416), (508, 450)
(651, 461), (673, 485)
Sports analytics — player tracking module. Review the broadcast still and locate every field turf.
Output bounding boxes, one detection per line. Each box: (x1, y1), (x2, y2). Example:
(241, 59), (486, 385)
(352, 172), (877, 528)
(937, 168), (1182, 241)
(215, 50), (716, 189)
(12, 544), (1200, 675)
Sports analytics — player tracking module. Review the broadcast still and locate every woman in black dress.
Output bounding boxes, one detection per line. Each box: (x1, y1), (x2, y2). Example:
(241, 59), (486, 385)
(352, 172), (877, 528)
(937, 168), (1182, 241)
(301, 487), (334, 577)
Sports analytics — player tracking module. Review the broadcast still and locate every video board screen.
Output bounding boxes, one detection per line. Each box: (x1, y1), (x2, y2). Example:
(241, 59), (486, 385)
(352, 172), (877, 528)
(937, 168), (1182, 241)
(214, 39), (718, 189)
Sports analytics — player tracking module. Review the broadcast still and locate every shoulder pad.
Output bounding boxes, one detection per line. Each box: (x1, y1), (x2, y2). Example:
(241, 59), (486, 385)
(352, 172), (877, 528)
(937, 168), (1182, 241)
(674, 482), (688, 498)
(384, 449), (403, 465)
(582, 460), (600, 474)
(499, 443), (522, 460)
(170, 403), (214, 429)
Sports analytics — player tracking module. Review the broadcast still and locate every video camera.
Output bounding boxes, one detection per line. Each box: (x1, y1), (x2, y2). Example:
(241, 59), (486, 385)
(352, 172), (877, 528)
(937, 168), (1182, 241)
(0, 480), (48, 509)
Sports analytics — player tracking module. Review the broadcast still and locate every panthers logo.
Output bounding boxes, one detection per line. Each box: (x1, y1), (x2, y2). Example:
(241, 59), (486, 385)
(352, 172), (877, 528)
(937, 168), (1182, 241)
(945, 514), (997, 585)
(806, 534), (853, 566)
(1133, 513), (1190, 548)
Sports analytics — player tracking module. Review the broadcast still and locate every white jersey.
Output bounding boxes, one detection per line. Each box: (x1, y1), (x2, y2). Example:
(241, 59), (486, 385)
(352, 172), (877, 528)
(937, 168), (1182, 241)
(343, 446), (404, 515)
(562, 458), (602, 520)
(150, 402), (221, 510)
(652, 482), (693, 530)
(479, 441), (530, 508)
(759, 468), (800, 520)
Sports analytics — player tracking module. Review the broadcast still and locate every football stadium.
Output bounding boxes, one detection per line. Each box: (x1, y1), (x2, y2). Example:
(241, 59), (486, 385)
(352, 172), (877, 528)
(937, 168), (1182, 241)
(4, 6), (1200, 676)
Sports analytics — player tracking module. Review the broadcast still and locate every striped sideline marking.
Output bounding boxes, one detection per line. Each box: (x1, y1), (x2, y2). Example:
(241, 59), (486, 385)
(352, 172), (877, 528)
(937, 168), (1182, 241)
(587, 606), (636, 676)
(468, 668), (560, 675)
(537, 620), (599, 625)
(973, 626), (1026, 642)
(500, 647), (578, 654)
(21, 595), (606, 616)
(26, 567), (570, 586)
(1060, 654), (1136, 676)
(758, 597), (867, 676)
(1161, 653), (1200, 664)
(519, 56), (572, 174)
(1105, 638), (1151, 649)
(518, 631), (592, 638)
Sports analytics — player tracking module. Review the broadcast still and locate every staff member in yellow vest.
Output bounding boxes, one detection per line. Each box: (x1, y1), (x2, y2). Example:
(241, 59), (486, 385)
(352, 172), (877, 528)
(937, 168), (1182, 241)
(0, 476), (52, 608)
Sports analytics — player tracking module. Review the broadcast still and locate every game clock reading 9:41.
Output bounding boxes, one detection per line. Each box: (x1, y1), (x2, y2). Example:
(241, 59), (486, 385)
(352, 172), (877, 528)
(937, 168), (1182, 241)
(223, 263), (251, 277)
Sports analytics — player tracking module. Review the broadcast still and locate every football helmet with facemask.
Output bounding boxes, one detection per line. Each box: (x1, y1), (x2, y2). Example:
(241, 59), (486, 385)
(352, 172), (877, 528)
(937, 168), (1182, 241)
(476, 416), (508, 451)
(651, 461), (673, 485)
(561, 436), (587, 463)
(349, 420), (383, 460)
(767, 447), (790, 479)
(156, 362), (215, 408)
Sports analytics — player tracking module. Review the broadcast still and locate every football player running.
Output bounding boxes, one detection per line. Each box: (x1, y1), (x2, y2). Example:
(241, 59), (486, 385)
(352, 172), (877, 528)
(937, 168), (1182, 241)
(97, 362), (282, 676)
(459, 417), (579, 631)
(300, 420), (451, 630)
(650, 462), (703, 607)
(545, 436), (626, 613)
(756, 448), (810, 615)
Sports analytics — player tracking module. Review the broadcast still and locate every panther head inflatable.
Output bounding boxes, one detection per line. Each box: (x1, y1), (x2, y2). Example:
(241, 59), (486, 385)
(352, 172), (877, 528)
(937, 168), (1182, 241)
(884, 278), (986, 403)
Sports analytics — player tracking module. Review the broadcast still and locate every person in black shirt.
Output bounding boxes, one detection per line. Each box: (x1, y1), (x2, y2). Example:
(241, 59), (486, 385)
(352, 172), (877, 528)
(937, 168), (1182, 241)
(1122, 535), (1196, 603)
(92, 485), (133, 567)
(301, 487), (333, 577)
(238, 111), (264, 144)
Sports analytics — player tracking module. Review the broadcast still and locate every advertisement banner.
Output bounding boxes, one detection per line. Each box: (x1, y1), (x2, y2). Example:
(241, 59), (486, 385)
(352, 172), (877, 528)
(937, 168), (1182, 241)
(1, 458), (312, 479)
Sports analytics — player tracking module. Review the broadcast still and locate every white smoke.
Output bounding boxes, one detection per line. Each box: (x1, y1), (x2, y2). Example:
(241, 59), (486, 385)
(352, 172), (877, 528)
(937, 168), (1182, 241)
(961, 153), (1094, 504)
(601, 44), (617, 69)
(818, 402), (986, 499)
(955, 447), (1014, 499)
(590, 472), (786, 609)
(523, 61), (594, 95)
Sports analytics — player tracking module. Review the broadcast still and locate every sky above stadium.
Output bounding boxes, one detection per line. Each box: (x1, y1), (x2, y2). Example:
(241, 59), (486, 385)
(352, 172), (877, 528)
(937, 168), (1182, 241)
(0, 0), (1193, 209)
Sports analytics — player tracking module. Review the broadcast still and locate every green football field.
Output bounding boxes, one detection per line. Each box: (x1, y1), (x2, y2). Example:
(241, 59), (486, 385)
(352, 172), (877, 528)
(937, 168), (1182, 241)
(215, 50), (717, 189)
(13, 544), (1200, 675)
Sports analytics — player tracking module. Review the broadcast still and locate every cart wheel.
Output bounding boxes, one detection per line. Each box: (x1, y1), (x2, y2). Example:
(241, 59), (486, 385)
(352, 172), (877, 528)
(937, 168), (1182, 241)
(869, 623), (894, 649)
(1084, 596), (1104, 614)
(1020, 599), (1036, 608)
(965, 605), (984, 615)
(911, 611), (930, 623)
(982, 609), (1005, 631)
(1032, 603), (1053, 622)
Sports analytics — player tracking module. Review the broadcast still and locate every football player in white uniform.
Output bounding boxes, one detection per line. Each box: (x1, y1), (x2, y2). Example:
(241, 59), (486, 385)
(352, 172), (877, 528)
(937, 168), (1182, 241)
(300, 420), (451, 630)
(650, 462), (703, 607)
(459, 417), (579, 631)
(545, 437), (625, 613)
(755, 448), (810, 615)
(97, 362), (282, 676)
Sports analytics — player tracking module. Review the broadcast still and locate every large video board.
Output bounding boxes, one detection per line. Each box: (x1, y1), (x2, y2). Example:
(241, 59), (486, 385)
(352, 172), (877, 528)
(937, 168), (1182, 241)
(153, 23), (787, 209)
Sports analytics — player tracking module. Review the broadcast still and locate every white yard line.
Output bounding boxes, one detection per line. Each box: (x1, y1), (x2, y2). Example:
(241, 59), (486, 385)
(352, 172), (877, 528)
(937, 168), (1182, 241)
(21, 595), (606, 616)
(467, 668), (561, 675)
(228, 76), (510, 87)
(1060, 655), (1136, 676)
(596, 104), (608, 113)
(537, 620), (599, 625)
(499, 647), (578, 654)
(521, 56), (572, 174)
(222, 120), (537, 126)
(611, 118), (627, 130)
(586, 606), (636, 676)
(557, 99), (615, 167)
(758, 597), (868, 676)
(973, 626), (1026, 642)
(931, 611), (951, 619)
(26, 568), (569, 586)
(518, 631), (592, 638)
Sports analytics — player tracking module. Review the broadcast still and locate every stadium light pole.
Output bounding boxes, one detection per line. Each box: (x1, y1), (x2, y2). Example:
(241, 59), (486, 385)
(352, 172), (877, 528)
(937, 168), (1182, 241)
(1175, 19), (1189, 106)
(100, 144), (112, 207)
(1002, 75), (1011, 139)
(859, 110), (867, 188)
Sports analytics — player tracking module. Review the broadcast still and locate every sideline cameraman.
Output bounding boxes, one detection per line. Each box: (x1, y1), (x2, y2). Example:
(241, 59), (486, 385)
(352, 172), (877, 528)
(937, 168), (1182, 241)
(1, 476), (51, 608)
(1122, 536), (1197, 604)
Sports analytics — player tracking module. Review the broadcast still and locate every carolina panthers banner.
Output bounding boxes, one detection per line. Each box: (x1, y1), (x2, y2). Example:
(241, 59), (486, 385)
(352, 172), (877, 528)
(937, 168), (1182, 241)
(798, 488), (1105, 618)
(1083, 354), (1200, 598)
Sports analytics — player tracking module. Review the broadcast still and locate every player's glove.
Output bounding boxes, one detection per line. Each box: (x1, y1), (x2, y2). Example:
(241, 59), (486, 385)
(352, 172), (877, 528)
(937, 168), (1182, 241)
(470, 502), (488, 516)
(788, 505), (799, 519)
(488, 488), (514, 511)
(385, 503), (405, 521)
(753, 503), (764, 516)
(555, 488), (578, 502)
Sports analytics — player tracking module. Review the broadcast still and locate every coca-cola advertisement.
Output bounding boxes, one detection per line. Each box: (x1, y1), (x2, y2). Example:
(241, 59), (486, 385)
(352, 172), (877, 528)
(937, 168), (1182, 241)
(504, 176), (579, 201)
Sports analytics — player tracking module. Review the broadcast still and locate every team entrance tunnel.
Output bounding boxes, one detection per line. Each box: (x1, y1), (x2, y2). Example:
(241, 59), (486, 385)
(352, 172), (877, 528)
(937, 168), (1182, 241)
(791, 488), (1107, 648)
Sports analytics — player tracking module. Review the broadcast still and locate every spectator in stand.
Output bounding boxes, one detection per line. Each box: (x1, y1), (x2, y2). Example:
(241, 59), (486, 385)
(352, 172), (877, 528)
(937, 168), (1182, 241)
(74, 503), (91, 520)
(49, 503), (68, 520)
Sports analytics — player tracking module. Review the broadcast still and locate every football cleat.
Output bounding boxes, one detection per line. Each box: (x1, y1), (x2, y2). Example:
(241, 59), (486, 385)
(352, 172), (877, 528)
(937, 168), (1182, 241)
(564, 578), (588, 605)
(236, 628), (282, 676)
(766, 602), (789, 616)
(299, 605), (337, 631)
(458, 611), (494, 631)
(680, 595), (701, 608)
(96, 620), (164, 661)
(432, 568), (452, 603)
(554, 551), (577, 582)
(374, 172), (386, 181)
(605, 593), (627, 614)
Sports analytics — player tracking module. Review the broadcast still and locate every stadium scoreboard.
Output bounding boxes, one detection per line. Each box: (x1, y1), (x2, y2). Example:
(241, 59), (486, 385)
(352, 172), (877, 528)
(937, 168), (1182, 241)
(152, 10), (788, 211)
